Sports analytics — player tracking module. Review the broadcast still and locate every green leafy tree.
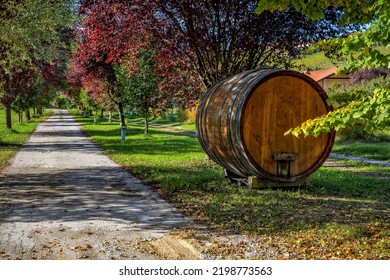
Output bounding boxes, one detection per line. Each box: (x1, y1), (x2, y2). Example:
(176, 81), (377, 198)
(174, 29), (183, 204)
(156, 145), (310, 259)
(0, 0), (75, 72)
(115, 50), (161, 134)
(256, 0), (390, 137)
(79, 89), (103, 116)
(0, 0), (75, 128)
(12, 77), (42, 123)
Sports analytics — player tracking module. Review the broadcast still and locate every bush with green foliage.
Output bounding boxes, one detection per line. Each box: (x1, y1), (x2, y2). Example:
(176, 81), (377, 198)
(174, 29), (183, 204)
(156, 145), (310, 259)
(176, 108), (189, 123)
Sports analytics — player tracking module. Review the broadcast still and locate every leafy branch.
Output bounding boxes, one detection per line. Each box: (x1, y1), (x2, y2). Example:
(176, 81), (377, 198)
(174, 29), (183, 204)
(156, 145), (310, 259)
(286, 86), (390, 138)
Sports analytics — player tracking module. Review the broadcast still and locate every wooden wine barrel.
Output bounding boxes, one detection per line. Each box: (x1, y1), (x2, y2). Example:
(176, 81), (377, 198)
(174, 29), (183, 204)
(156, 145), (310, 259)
(196, 69), (335, 183)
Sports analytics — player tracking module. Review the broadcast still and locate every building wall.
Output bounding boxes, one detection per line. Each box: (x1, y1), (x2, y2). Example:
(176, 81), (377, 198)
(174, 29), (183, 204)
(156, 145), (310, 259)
(321, 77), (350, 89)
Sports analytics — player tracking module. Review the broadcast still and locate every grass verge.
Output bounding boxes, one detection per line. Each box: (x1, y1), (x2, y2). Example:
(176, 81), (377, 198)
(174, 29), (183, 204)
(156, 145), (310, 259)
(74, 114), (389, 259)
(332, 135), (390, 161)
(133, 116), (390, 162)
(293, 51), (338, 71)
(0, 109), (52, 171)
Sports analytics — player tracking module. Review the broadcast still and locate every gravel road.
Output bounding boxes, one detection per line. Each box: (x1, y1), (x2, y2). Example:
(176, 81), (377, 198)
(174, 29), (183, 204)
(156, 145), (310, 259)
(0, 109), (196, 260)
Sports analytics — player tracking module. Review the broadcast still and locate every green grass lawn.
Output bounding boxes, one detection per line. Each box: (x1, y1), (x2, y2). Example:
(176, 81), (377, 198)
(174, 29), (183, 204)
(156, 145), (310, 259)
(128, 117), (196, 132)
(332, 141), (390, 161)
(0, 109), (52, 171)
(332, 130), (390, 161)
(293, 46), (390, 71)
(293, 51), (338, 71)
(131, 116), (389, 162)
(74, 114), (389, 259)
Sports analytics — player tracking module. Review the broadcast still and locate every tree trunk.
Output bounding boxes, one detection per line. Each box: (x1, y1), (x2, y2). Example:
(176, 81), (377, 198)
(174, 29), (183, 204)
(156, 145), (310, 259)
(18, 111), (23, 124)
(108, 110), (112, 123)
(170, 108), (175, 121)
(5, 104), (12, 129)
(100, 108), (104, 119)
(25, 109), (31, 121)
(144, 117), (149, 134)
(118, 103), (126, 128)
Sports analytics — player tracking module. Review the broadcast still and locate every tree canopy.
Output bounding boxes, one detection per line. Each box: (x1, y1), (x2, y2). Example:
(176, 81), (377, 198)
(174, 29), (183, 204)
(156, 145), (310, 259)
(0, 0), (76, 128)
(143, 0), (360, 88)
(69, 0), (203, 128)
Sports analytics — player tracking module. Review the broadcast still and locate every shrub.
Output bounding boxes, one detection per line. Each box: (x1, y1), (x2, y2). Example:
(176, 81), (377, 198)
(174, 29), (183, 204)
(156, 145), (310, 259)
(185, 106), (197, 123)
(176, 108), (189, 122)
(349, 68), (388, 85)
(338, 124), (376, 142)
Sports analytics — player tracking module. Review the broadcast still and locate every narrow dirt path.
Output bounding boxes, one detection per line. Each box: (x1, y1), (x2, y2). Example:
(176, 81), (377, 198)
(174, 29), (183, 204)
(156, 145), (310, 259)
(0, 109), (199, 260)
(328, 153), (390, 167)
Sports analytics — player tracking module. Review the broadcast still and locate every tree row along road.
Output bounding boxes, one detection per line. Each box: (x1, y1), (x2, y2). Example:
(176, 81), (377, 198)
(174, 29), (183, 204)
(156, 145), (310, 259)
(0, 109), (194, 260)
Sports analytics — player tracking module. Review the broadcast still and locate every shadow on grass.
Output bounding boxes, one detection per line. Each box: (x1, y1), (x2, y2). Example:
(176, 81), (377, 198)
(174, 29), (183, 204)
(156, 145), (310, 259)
(0, 142), (20, 148)
(75, 117), (390, 243)
(129, 163), (390, 235)
(194, 184), (390, 235)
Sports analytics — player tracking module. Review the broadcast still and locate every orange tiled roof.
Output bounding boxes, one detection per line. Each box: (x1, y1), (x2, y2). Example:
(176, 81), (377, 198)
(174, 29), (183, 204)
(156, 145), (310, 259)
(302, 67), (341, 82)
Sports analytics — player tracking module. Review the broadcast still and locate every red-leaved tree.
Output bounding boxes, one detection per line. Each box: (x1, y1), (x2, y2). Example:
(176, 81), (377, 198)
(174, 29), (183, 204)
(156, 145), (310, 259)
(69, 0), (203, 128)
(0, 67), (37, 128)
